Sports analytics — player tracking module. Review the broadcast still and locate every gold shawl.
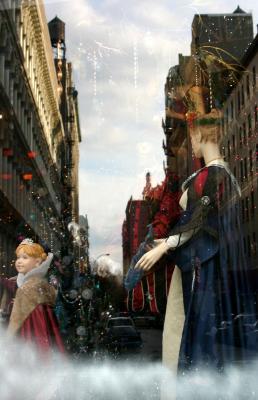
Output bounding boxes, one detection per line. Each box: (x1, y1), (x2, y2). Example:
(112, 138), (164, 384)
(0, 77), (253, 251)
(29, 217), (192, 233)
(8, 277), (56, 335)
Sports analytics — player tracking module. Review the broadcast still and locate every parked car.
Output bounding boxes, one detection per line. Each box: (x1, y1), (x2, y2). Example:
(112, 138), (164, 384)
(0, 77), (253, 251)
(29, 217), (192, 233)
(99, 325), (142, 353)
(133, 314), (164, 329)
(106, 317), (135, 329)
(111, 311), (131, 318)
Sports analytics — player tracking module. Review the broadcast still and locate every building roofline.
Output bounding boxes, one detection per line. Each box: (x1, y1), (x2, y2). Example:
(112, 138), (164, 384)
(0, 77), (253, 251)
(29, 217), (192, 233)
(192, 12), (252, 19)
(241, 33), (258, 66)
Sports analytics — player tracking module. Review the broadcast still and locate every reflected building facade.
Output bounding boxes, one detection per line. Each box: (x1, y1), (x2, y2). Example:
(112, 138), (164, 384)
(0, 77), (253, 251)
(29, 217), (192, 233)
(122, 196), (151, 275)
(191, 6), (253, 61)
(163, 8), (257, 271)
(78, 214), (90, 273)
(221, 33), (258, 269)
(164, 7), (254, 180)
(48, 16), (81, 225)
(0, 1), (81, 273)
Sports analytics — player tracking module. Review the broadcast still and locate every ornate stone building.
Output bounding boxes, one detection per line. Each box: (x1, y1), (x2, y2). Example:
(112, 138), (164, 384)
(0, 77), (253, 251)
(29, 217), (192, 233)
(0, 0), (80, 272)
(48, 16), (81, 225)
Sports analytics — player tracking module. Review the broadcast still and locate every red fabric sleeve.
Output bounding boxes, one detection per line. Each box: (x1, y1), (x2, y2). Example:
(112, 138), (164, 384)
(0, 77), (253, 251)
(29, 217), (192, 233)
(0, 277), (17, 293)
(152, 191), (181, 238)
(0, 278), (17, 315)
(20, 304), (65, 354)
(193, 168), (209, 197)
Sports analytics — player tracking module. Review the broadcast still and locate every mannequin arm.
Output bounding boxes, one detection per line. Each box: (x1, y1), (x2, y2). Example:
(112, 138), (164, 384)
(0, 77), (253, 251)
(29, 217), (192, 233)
(135, 229), (195, 272)
(135, 240), (169, 271)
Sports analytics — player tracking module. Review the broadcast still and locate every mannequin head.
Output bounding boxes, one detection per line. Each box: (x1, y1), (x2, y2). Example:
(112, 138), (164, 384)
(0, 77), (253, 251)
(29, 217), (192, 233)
(15, 242), (47, 275)
(187, 108), (222, 159)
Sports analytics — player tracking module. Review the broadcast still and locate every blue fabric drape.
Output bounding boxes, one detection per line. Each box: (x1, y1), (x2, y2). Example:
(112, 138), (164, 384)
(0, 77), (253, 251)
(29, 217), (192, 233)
(168, 165), (257, 372)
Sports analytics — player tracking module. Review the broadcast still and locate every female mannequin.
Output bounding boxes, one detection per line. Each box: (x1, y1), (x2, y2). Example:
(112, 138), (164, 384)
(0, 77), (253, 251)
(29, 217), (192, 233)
(135, 108), (257, 373)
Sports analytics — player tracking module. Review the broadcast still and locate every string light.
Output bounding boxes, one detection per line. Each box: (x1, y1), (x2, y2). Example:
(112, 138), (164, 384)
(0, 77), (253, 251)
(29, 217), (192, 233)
(133, 38), (139, 122)
(93, 50), (97, 96)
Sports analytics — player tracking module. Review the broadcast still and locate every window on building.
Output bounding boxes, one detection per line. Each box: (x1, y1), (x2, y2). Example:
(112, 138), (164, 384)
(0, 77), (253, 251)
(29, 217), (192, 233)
(241, 198), (245, 222)
(250, 149), (253, 175)
(241, 84), (245, 106)
(226, 108), (229, 126)
(243, 122), (246, 145)
(227, 140), (230, 158)
(237, 91), (241, 112)
(240, 160), (244, 182)
(244, 157), (247, 179)
(235, 203), (238, 229)
(245, 196), (249, 222)
(253, 232), (257, 256)
(251, 191), (255, 216)
(244, 236), (247, 254)
(226, 244), (230, 264)
(247, 235), (251, 258)
(248, 114), (252, 137)
(230, 207), (234, 230)
(253, 66), (256, 88)
(246, 74), (250, 99)
(232, 135), (235, 152)
(239, 126), (242, 144)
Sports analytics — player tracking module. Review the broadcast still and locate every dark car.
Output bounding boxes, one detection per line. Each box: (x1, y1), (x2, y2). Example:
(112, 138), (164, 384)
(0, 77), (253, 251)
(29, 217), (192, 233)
(99, 325), (142, 353)
(106, 317), (135, 329)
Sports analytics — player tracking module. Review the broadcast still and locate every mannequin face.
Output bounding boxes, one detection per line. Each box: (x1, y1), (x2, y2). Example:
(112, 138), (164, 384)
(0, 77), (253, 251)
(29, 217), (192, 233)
(15, 251), (41, 275)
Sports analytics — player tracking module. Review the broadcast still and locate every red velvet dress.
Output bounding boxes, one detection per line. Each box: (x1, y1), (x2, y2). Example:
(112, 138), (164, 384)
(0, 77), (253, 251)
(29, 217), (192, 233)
(20, 304), (65, 353)
(1, 276), (65, 353)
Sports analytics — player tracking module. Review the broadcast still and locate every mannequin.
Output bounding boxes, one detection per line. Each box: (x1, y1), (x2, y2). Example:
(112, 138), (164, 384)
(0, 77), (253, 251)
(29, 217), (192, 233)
(135, 108), (257, 374)
(6, 239), (65, 353)
(135, 109), (226, 265)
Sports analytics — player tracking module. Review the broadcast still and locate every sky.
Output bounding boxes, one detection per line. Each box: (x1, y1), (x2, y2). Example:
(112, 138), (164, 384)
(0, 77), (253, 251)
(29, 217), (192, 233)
(44, 0), (258, 267)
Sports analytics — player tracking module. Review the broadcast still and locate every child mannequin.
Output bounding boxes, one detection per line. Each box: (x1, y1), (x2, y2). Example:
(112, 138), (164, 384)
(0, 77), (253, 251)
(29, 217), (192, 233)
(7, 239), (65, 352)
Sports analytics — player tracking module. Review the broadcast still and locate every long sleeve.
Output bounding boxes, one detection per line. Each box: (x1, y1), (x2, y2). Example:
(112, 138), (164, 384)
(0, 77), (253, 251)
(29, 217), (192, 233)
(166, 229), (196, 249)
(165, 166), (229, 251)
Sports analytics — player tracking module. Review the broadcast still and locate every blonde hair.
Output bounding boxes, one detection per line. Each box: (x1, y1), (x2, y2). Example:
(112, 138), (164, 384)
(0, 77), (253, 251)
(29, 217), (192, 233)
(15, 243), (47, 261)
(188, 109), (223, 144)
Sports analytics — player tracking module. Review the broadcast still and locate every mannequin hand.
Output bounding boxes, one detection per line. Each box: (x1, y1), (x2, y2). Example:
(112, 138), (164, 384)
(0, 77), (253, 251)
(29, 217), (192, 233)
(135, 241), (169, 271)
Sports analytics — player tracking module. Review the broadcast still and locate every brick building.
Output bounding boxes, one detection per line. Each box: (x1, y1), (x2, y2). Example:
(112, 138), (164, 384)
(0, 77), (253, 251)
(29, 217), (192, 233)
(221, 33), (258, 269)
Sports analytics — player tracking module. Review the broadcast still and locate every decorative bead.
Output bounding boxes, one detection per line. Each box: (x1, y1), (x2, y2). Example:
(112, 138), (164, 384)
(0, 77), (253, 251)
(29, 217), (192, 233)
(201, 196), (211, 206)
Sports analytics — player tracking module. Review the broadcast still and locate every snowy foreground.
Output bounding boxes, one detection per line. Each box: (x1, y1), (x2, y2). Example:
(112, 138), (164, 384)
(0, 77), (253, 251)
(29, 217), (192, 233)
(1, 328), (257, 400)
